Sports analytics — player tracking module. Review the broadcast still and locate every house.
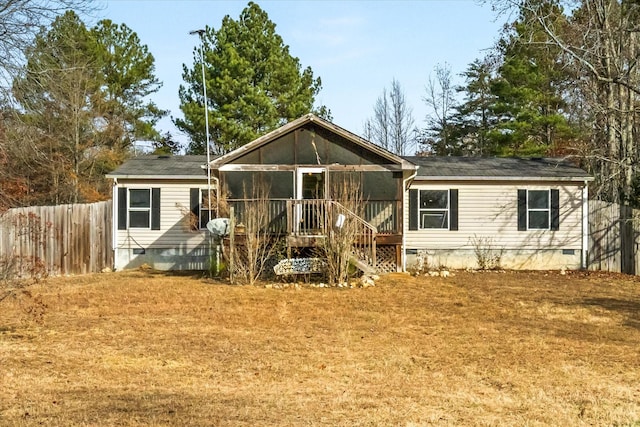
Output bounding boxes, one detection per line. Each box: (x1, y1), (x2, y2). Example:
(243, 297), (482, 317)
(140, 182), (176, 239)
(107, 114), (592, 273)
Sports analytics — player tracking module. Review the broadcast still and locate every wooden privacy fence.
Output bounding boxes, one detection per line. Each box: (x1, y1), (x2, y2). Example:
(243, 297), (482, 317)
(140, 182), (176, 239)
(0, 201), (112, 277)
(589, 200), (640, 275)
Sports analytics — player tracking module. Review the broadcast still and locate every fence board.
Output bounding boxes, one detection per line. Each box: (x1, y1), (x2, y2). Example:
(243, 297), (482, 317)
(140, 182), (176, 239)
(0, 201), (113, 277)
(588, 200), (640, 275)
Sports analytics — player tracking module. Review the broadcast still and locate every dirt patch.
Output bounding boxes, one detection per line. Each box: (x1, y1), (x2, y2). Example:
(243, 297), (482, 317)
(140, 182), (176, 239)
(1, 269), (639, 426)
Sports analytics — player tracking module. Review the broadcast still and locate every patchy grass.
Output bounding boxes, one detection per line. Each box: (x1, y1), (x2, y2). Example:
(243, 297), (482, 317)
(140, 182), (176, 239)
(1, 270), (639, 426)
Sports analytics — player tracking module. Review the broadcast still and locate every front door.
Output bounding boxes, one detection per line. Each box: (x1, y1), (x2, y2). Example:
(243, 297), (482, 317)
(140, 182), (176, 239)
(296, 168), (326, 233)
(297, 168), (325, 200)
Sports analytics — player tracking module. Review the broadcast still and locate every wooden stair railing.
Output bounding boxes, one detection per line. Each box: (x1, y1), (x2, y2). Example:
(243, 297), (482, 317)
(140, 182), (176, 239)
(286, 199), (377, 273)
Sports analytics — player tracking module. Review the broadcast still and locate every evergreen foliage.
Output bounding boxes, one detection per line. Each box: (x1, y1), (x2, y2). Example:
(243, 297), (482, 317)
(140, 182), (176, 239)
(4, 10), (164, 206)
(452, 58), (497, 156)
(176, 2), (327, 155)
(486, 5), (573, 157)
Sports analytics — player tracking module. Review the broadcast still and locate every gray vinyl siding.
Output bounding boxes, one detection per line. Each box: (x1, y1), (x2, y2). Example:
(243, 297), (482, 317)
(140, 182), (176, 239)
(405, 182), (584, 251)
(115, 180), (210, 249)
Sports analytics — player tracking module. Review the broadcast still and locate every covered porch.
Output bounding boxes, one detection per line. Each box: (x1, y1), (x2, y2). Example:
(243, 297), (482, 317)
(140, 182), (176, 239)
(208, 115), (417, 273)
(226, 198), (402, 273)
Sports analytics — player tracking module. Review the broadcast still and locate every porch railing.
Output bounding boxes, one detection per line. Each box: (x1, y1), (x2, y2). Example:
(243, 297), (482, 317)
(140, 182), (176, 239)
(227, 198), (385, 272)
(363, 200), (399, 234)
(227, 199), (399, 235)
(286, 199), (377, 272)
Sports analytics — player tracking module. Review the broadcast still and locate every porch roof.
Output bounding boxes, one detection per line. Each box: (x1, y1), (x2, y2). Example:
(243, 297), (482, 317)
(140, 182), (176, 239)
(404, 156), (593, 182)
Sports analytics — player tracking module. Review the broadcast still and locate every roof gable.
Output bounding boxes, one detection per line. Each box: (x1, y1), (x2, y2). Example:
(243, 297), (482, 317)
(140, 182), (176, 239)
(210, 114), (416, 170)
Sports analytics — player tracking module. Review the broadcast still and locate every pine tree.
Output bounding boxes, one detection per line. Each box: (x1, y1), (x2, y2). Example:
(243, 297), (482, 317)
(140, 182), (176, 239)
(453, 58), (498, 156)
(92, 19), (166, 147)
(176, 2), (326, 155)
(487, 4), (573, 157)
(7, 11), (164, 205)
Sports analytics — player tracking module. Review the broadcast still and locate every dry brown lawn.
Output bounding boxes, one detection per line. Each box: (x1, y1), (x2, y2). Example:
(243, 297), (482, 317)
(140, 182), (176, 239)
(1, 269), (639, 426)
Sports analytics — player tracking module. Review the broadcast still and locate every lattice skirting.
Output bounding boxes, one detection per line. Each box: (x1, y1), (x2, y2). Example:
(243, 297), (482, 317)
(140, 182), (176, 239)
(376, 245), (398, 273)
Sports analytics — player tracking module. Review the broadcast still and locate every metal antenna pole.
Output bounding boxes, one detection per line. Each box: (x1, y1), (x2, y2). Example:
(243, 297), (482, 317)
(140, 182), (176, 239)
(189, 29), (212, 216)
(191, 29), (217, 275)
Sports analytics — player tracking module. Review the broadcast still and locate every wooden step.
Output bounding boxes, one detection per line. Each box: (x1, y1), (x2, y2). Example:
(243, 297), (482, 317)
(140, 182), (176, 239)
(350, 256), (376, 275)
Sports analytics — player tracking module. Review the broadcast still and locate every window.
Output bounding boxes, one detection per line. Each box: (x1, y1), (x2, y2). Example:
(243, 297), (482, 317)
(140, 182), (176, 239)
(409, 188), (458, 231)
(199, 189), (216, 229)
(419, 190), (449, 229)
(517, 189), (559, 231)
(117, 187), (160, 230)
(190, 188), (216, 230)
(528, 190), (549, 229)
(129, 189), (151, 228)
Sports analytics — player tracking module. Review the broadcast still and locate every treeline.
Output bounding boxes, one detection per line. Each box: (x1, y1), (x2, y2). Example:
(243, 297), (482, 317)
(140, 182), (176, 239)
(1, 1), (637, 210)
(0, 1), (325, 210)
(365, 0), (640, 206)
(0, 6), (170, 208)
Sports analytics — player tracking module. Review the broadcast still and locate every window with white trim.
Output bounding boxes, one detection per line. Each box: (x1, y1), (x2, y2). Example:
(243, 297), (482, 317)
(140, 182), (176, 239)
(129, 188), (151, 228)
(527, 190), (550, 229)
(419, 190), (449, 229)
(199, 188), (216, 230)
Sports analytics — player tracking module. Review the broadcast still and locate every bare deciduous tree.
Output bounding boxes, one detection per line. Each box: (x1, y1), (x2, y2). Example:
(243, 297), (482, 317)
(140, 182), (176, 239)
(495, 0), (639, 204)
(421, 63), (458, 155)
(0, 0), (95, 97)
(364, 78), (415, 155)
(230, 179), (283, 285)
(367, 88), (391, 151)
(389, 79), (415, 156)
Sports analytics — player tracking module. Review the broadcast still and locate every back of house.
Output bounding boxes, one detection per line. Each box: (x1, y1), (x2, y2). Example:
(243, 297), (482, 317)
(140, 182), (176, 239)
(107, 114), (592, 273)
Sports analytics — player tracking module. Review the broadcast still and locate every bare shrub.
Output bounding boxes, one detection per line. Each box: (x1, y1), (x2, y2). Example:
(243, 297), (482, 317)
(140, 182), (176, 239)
(0, 211), (51, 324)
(202, 188), (230, 219)
(408, 250), (435, 275)
(0, 211), (50, 282)
(317, 177), (367, 286)
(175, 187), (230, 232)
(230, 180), (284, 285)
(469, 235), (503, 270)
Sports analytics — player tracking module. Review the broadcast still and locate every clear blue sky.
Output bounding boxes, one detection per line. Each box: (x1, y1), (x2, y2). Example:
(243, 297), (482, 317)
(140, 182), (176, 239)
(99, 0), (506, 149)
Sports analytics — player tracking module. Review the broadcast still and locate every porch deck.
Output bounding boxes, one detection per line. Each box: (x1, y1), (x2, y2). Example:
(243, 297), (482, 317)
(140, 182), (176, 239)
(226, 199), (402, 272)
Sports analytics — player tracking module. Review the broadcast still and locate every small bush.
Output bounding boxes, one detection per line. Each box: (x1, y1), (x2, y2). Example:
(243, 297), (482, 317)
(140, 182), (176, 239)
(469, 235), (503, 270)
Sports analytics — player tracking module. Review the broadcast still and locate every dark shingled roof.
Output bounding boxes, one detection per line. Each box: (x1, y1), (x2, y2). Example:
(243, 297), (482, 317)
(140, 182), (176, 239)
(106, 155), (592, 182)
(403, 156), (592, 181)
(106, 155), (209, 179)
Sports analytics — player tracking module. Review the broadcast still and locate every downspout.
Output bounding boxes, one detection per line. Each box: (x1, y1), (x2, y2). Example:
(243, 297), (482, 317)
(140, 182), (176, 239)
(401, 166), (419, 272)
(112, 178), (118, 269)
(212, 175), (220, 216)
(582, 181), (589, 270)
